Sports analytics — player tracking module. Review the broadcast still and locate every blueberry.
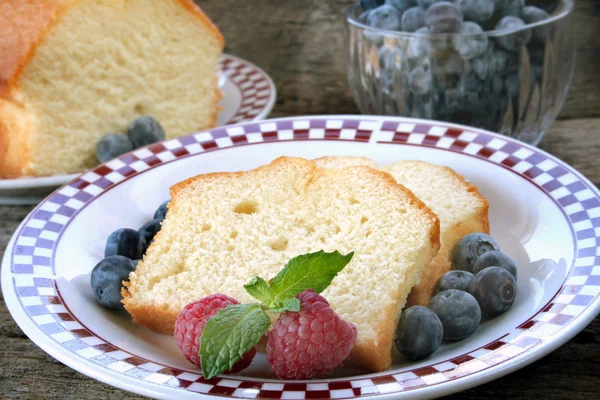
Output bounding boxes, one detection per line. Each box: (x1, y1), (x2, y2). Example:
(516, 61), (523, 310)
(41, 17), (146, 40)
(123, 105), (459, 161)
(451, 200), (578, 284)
(367, 5), (403, 31)
(472, 250), (517, 278)
(428, 289), (481, 340)
(138, 219), (162, 244)
(385, 0), (416, 14)
(408, 27), (433, 59)
(425, 2), (463, 34)
(436, 270), (475, 293)
(458, 0), (495, 24)
(154, 201), (169, 221)
(453, 22), (489, 59)
(359, 10), (372, 23)
(127, 116), (165, 149)
(520, 6), (551, 45)
(96, 134), (134, 163)
(408, 66), (434, 95)
(454, 233), (500, 272)
(361, 0), (385, 10)
(495, 16), (531, 51)
(491, 47), (510, 73)
(132, 259), (141, 268)
(525, 0), (559, 14)
(401, 7), (425, 32)
(395, 306), (443, 360)
(91, 256), (136, 309)
(470, 266), (516, 317)
(497, 0), (524, 18)
(105, 228), (147, 260)
(417, 0), (446, 9)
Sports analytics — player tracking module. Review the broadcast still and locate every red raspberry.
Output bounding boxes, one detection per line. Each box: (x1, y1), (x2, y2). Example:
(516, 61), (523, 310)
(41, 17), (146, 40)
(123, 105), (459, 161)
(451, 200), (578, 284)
(267, 290), (357, 379)
(174, 294), (256, 372)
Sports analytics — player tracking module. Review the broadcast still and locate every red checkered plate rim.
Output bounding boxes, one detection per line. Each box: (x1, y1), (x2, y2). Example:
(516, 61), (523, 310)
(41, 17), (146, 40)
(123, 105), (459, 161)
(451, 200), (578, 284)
(2, 116), (600, 399)
(0, 53), (276, 190)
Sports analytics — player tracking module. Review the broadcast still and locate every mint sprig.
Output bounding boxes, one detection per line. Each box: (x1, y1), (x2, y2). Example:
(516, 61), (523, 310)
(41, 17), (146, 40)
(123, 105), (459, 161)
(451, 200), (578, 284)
(199, 250), (354, 379)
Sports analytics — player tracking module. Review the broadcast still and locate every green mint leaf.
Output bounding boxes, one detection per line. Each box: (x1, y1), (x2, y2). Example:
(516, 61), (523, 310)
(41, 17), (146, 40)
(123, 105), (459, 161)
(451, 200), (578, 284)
(268, 297), (301, 313)
(243, 276), (273, 305)
(269, 250), (354, 302)
(200, 303), (270, 379)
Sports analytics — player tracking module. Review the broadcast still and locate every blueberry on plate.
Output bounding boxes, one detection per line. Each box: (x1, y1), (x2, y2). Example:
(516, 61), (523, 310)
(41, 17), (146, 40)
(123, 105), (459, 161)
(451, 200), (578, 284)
(127, 116), (166, 148)
(470, 266), (516, 317)
(105, 228), (147, 260)
(154, 200), (170, 221)
(436, 270), (475, 293)
(473, 250), (517, 279)
(495, 16), (531, 51)
(138, 219), (162, 244)
(453, 21), (489, 59)
(424, 2), (463, 34)
(91, 256), (136, 309)
(428, 289), (481, 340)
(361, 0), (385, 11)
(367, 4), (403, 31)
(453, 232), (500, 273)
(457, 0), (495, 24)
(96, 133), (134, 163)
(401, 6), (425, 32)
(396, 306), (443, 360)
(385, 0), (415, 15)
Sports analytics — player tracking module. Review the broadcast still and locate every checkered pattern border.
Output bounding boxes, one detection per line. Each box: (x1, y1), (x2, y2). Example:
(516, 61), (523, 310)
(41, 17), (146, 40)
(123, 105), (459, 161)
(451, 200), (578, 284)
(8, 117), (600, 399)
(220, 54), (274, 124)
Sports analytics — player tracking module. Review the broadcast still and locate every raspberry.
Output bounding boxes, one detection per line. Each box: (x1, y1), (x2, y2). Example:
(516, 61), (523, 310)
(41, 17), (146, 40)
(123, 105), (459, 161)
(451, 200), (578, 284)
(267, 290), (357, 379)
(174, 294), (256, 372)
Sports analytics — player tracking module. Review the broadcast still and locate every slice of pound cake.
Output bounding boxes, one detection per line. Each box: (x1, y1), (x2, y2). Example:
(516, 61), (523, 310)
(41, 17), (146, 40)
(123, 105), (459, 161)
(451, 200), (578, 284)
(0, 0), (223, 178)
(314, 156), (489, 306)
(123, 157), (440, 372)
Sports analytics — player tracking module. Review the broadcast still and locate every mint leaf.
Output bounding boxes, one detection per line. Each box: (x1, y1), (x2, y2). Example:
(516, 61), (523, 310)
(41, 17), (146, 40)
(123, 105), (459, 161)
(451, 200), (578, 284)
(269, 250), (354, 302)
(243, 276), (273, 305)
(268, 297), (301, 313)
(200, 303), (270, 379)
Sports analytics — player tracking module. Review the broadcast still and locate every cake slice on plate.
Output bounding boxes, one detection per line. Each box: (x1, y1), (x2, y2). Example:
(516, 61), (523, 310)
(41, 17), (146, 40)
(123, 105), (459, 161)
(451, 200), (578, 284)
(0, 0), (223, 178)
(314, 156), (489, 306)
(123, 157), (440, 372)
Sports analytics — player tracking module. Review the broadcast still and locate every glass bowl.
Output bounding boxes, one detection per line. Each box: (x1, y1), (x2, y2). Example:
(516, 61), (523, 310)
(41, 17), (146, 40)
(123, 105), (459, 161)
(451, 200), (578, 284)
(345, 0), (575, 145)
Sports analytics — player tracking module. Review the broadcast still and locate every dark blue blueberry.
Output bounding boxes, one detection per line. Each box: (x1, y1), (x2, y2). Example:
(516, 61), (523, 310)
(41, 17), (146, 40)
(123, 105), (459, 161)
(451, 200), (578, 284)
(495, 16), (531, 51)
(470, 266), (516, 317)
(471, 49), (493, 80)
(428, 289), (481, 340)
(361, 0), (385, 11)
(497, 0), (525, 18)
(454, 233), (500, 272)
(401, 7), (425, 32)
(525, 0), (559, 14)
(436, 270), (475, 293)
(132, 259), (141, 268)
(417, 0), (445, 9)
(127, 116), (165, 149)
(395, 306), (443, 360)
(473, 250), (517, 278)
(154, 201), (169, 221)
(453, 21), (489, 59)
(458, 0), (495, 24)
(105, 228), (147, 260)
(408, 66), (434, 95)
(385, 0), (416, 14)
(425, 2), (463, 34)
(96, 134), (134, 163)
(367, 5), (403, 31)
(138, 219), (162, 244)
(90, 255), (136, 309)
(520, 6), (551, 45)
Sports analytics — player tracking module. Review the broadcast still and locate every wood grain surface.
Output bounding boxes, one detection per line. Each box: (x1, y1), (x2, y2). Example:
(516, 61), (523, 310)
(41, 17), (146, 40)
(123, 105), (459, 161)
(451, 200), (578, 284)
(1, 0), (599, 399)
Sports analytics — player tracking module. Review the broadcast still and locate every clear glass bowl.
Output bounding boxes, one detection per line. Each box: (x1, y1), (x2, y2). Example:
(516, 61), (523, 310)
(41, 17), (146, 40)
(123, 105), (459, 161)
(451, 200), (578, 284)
(345, 0), (575, 145)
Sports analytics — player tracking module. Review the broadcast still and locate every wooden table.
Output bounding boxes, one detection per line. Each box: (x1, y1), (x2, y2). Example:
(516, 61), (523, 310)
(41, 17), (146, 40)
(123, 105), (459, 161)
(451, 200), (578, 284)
(1, 1), (599, 398)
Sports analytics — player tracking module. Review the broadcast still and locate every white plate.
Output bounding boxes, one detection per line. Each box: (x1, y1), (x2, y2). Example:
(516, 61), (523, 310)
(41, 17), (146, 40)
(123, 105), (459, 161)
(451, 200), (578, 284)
(0, 53), (276, 204)
(3, 116), (600, 399)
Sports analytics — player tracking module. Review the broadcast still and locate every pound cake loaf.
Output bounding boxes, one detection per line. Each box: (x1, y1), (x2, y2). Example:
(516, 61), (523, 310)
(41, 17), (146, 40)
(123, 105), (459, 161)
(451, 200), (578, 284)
(123, 157), (440, 372)
(314, 156), (489, 306)
(0, 0), (223, 178)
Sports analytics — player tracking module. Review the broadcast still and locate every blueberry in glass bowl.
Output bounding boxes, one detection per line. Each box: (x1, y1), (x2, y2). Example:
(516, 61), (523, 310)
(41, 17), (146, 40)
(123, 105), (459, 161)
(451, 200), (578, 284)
(345, 0), (574, 145)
